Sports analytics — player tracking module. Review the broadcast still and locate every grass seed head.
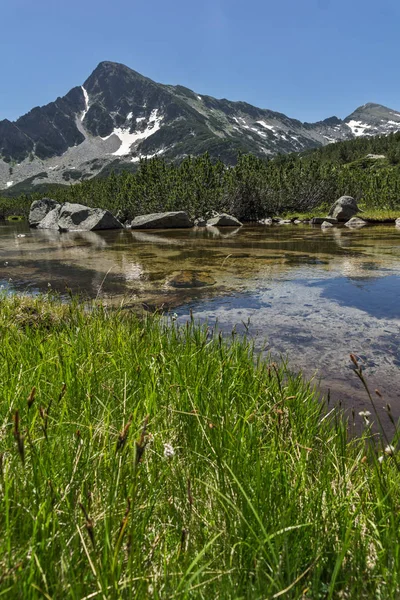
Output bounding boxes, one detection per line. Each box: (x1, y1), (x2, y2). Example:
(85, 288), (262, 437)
(27, 386), (36, 409)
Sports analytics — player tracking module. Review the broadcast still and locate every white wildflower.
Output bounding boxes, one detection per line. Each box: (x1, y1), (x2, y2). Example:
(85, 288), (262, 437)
(378, 455), (385, 464)
(384, 444), (395, 456)
(359, 411), (371, 425)
(163, 443), (175, 458)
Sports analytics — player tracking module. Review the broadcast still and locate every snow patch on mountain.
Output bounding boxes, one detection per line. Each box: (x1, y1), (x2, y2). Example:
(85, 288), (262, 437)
(131, 146), (169, 162)
(102, 109), (163, 156)
(346, 120), (371, 137)
(257, 121), (277, 132)
(81, 86), (90, 122)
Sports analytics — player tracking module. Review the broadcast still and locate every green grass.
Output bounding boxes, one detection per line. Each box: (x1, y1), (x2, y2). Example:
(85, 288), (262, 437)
(0, 295), (399, 598)
(282, 208), (400, 222)
(356, 208), (400, 222)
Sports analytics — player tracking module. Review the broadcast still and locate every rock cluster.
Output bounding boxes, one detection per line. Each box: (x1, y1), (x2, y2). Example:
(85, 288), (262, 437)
(129, 211), (242, 229)
(29, 199), (123, 231)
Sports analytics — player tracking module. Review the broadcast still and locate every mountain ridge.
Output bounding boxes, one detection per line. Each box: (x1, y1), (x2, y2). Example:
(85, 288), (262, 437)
(1, 61), (400, 192)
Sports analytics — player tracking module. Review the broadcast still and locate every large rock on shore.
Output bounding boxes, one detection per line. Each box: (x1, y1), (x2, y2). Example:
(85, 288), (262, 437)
(328, 196), (360, 221)
(29, 198), (60, 227)
(395, 218), (400, 228)
(58, 203), (123, 231)
(131, 211), (193, 229)
(206, 213), (242, 227)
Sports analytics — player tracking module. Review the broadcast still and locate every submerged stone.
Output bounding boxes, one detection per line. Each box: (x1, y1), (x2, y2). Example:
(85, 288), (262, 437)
(167, 271), (216, 288)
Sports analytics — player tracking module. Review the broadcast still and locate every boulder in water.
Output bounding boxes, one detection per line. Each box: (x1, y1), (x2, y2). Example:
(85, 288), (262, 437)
(58, 203), (123, 231)
(345, 217), (368, 228)
(37, 206), (62, 230)
(131, 211), (193, 229)
(29, 198), (60, 227)
(206, 213), (242, 227)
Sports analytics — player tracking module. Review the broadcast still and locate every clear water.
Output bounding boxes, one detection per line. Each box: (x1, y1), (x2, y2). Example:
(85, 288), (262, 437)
(1, 221), (399, 422)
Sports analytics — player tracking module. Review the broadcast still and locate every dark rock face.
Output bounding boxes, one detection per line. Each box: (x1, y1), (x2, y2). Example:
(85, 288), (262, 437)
(58, 203), (123, 231)
(1, 87), (85, 162)
(328, 196), (359, 221)
(130, 211), (193, 229)
(207, 214), (242, 227)
(29, 198), (60, 227)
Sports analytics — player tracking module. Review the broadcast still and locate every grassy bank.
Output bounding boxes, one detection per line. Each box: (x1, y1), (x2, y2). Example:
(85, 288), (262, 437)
(0, 295), (399, 598)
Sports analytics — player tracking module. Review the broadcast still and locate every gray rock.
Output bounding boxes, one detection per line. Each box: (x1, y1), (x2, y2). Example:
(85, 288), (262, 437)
(293, 220), (302, 225)
(131, 211), (193, 229)
(345, 217), (368, 228)
(207, 213), (243, 227)
(194, 218), (207, 227)
(328, 196), (360, 221)
(311, 217), (338, 225)
(37, 205), (61, 230)
(58, 203), (123, 231)
(278, 219), (292, 225)
(395, 218), (400, 228)
(29, 198), (60, 227)
(260, 218), (273, 225)
(321, 221), (334, 228)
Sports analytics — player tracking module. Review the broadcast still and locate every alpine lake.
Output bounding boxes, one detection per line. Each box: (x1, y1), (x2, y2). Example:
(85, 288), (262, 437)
(1, 220), (400, 428)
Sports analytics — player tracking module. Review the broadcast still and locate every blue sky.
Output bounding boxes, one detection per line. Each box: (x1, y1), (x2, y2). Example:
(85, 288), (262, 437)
(1, 0), (399, 122)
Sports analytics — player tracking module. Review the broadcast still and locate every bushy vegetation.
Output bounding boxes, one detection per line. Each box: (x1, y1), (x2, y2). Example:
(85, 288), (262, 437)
(1, 132), (400, 222)
(0, 295), (400, 598)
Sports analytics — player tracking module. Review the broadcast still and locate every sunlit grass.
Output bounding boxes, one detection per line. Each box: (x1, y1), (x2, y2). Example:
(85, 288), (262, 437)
(0, 295), (399, 598)
(357, 208), (400, 221)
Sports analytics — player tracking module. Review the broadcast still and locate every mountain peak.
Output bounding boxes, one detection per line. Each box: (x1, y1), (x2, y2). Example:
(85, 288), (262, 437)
(1, 61), (400, 190)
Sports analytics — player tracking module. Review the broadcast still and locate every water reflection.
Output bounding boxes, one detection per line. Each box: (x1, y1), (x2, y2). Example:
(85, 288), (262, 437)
(0, 221), (400, 417)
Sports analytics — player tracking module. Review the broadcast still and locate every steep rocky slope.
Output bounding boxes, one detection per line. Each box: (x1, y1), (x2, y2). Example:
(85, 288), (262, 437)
(1, 61), (400, 192)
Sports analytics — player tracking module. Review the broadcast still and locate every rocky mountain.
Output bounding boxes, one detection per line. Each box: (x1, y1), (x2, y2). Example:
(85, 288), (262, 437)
(1, 61), (400, 193)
